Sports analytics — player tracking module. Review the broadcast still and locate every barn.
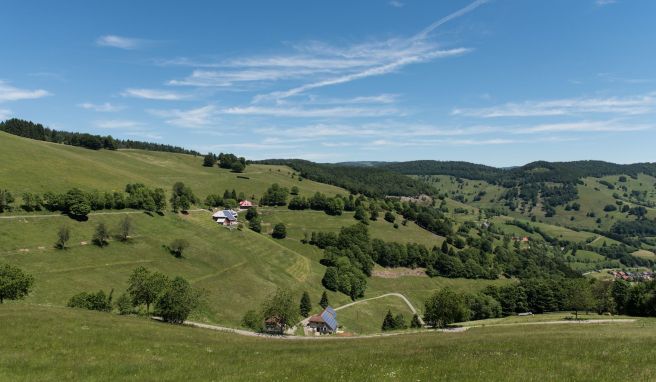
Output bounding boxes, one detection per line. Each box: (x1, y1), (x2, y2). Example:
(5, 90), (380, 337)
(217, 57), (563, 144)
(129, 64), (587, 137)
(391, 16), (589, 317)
(212, 209), (238, 226)
(307, 306), (338, 334)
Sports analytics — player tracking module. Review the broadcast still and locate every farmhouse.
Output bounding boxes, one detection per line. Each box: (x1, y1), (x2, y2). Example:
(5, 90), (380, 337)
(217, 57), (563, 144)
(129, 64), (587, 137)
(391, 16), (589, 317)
(239, 200), (254, 209)
(212, 209), (238, 226)
(307, 306), (338, 335)
(264, 316), (284, 335)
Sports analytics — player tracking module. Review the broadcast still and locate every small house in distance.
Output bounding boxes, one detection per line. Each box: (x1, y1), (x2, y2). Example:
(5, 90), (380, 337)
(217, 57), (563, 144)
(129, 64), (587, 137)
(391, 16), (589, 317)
(239, 200), (254, 209)
(212, 209), (238, 226)
(307, 306), (338, 335)
(264, 316), (284, 335)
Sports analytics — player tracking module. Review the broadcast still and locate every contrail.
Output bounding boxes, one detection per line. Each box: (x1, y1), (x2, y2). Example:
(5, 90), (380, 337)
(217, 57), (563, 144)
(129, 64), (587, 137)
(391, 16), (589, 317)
(256, 0), (489, 102)
(414, 0), (489, 41)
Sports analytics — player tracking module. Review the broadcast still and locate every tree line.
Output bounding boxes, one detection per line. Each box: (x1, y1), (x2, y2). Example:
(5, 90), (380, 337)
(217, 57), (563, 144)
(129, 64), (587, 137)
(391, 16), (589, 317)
(0, 182), (200, 218)
(0, 118), (200, 155)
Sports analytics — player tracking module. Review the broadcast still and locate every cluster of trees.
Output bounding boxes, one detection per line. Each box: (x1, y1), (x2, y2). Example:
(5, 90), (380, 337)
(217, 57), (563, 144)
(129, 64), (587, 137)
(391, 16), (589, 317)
(0, 118), (200, 155)
(255, 159), (434, 197)
(55, 217), (134, 250)
(205, 189), (246, 209)
(202, 152), (247, 173)
(67, 267), (201, 324)
(170, 182), (197, 212)
(289, 192), (354, 216)
(0, 184), (168, 218)
(424, 278), (611, 328)
(319, 224), (371, 299)
(381, 310), (422, 331)
(260, 184), (289, 206)
(241, 288), (301, 333)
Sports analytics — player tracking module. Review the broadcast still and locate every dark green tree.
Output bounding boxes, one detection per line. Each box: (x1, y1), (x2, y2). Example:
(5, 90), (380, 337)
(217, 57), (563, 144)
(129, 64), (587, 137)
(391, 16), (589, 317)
(410, 313), (422, 328)
(245, 207), (258, 221)
(272, 223), (287, 239)
(0, 264), (34, 303)
(231, 161), (245, 173)
(155, 276), (200, 324)
(249, 217), (262, 233)
(382, 309), (396, 331)
(424, 288), (470, 328)
(202, 153), (216, 167)
(127, 266), (169, 313)
(0, 189), (15, 212)
(319, 290), (330, 309)
(300, 291), (312, 317)
(169, 239), (189, 258)
(384, 211), (395, 223)
(261, 288), (299, 333)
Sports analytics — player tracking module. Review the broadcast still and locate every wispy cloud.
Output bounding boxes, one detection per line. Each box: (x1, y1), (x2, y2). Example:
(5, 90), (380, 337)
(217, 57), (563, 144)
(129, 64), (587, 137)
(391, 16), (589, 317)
(165, 0), (484, 102)
(514, 120), (653, 134)
(221, 105), (401, 118)
(96, 35), (145, 50)
(0, 81), (51, 102)
(78, 102), (123, 112)
(94, 120), (143, 129)
(122, 88), (189, 100)
(148, 105), (218, 128)
(452, 93), (656, 117)
(389, 1), (404, 8)
(595, 0), (616, 6)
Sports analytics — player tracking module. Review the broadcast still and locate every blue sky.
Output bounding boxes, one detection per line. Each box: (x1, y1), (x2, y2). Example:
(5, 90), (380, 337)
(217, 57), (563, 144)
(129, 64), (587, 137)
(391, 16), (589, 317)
(1, 0), (655, 166)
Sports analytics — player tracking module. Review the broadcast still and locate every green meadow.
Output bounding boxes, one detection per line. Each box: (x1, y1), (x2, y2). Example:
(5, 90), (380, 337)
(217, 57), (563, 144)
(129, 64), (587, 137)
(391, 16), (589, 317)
(1, 304), (655, 381)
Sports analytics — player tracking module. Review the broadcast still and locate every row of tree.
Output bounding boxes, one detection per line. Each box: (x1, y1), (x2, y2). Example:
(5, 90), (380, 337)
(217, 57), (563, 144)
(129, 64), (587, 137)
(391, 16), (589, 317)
(0, 118), (200, 155)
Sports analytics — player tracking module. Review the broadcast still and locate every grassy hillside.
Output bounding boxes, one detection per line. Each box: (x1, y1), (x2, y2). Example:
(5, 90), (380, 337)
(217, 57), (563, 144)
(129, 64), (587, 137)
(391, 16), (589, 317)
(0, 131), (344, 199)
(1, 304), (655, 381)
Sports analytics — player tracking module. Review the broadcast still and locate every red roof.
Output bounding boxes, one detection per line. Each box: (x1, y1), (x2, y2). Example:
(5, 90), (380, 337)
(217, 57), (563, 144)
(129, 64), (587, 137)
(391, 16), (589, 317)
(239, 200), (253, 207)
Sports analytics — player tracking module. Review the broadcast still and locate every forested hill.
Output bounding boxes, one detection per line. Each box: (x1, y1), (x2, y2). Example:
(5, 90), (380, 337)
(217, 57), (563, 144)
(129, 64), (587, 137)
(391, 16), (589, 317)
(0, 118), (201, 156)
(372, 160), (656, 186)
(254, 159), (434, 197)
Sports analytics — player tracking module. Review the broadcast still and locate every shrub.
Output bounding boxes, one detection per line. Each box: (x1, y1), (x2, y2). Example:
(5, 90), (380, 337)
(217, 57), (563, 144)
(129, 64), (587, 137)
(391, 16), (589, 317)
(272, 223), (287, 239)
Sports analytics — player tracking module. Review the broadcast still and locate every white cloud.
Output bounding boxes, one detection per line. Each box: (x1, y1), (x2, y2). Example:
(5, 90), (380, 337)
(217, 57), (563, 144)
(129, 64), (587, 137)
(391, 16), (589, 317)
(124, 131), (163, 140)
(94, 120), (143, 129)
(0, 81), (50, 102)
(596, 0), (616, 6)
(122, 88), (189, 100)
(221, 105), (401, 118)
(78, 102), (123, 112)
(148, 105), (218, 128)
(389, 0), (404, 8)
(96, 35), (144, 49)
(165, 0), (483, 101)
(0, 108), (11, 120)
(254, 48), (468, 102)
(452, 93), (656, 117)
(514, 120), (652, 134)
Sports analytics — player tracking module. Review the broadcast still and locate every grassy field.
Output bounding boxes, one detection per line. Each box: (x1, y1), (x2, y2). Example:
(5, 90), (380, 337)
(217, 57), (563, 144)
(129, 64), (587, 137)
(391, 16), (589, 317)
(0, 205), (502, 328)
(336, 295), (416, 335)
(0, 211), (353, 326)
(0, 131), (344, 200)
(1, 304), (655, 381)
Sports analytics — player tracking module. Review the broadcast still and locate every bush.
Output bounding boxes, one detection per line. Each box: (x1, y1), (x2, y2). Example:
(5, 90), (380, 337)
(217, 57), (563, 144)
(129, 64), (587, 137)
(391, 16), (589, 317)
(115, 293), (134, 315)
(242, 309), (263, 332)
(249, 217), (262, 233)
(272, 223), (287, 239)
(67, 289), (113, 312)
(169, 239), (189, 258)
